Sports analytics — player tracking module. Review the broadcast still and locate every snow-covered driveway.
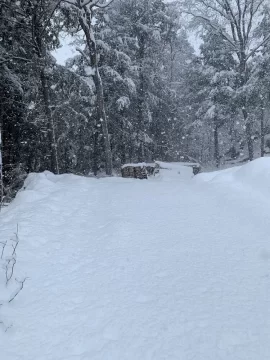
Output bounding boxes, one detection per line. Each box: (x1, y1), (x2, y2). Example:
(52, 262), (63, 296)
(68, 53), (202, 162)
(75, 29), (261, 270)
(1, 159), (270, 360)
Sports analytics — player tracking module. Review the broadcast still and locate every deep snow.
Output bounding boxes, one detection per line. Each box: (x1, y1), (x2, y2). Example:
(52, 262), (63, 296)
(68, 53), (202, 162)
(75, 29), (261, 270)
(1, 159), (270, 360)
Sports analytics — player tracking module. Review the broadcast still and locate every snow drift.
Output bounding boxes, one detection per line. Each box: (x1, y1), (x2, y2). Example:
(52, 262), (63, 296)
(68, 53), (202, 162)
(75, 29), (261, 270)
(1, 161), (270, 360)
(195, 157), (270, 194)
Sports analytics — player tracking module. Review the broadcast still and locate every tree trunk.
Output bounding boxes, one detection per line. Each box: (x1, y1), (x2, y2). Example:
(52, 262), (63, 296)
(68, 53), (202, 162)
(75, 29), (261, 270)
(238, 53), (254, 161)
(242, 108), (253, 161)
(40, 68), (59, 174)
(0, 120), (3, 208)
(214, 124), (220, 168)
(137, 32), (146, 163)
(260, 104), (265, 158)
(79, 14), (113, 176)
(95, 71), (113, 175)
(33, 7), (59, 174)
(92, 126), (99, 176)
(120, 118), (126, 165)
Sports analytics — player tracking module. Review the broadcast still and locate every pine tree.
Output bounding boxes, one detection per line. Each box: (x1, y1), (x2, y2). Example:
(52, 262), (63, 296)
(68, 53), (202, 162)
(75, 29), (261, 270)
(199, 30), (237, 167)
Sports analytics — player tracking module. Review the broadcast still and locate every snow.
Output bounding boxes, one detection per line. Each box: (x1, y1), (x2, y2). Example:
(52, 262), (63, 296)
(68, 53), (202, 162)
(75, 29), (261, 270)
(155, 161), (199, 180)
(116, 96), (130, 110)
(195, 157), (270, 195)
(194, 166), (241, 183)
(156, 160), (200, 168)
(121, 162), (156, 169)
(1, 159), (270, 359)
(85, 66), (96, 76)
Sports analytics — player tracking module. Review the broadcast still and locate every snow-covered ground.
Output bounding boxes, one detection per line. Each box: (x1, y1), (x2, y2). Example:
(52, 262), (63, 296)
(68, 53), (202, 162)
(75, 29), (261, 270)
(1, 159), (270, 360)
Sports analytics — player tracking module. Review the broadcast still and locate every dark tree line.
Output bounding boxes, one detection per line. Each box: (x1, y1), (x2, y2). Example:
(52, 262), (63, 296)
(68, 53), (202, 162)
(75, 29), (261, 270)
(1, 0), (270, 200)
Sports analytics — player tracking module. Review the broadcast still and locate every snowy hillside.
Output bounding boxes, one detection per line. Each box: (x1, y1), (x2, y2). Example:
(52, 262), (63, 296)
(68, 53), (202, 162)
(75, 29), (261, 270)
(1, 159), (270, 360)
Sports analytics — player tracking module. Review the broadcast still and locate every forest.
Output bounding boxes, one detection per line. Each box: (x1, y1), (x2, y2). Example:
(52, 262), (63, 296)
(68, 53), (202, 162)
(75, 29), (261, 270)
(1, 0), (270, 199)
(1, 2), (270, 357)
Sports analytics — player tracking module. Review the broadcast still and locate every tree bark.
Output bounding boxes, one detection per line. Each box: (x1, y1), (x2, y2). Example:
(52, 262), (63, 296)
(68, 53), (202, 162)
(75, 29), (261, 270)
(0, 106), (3, 208)
(40, 68), (59, 174)
(214, 123), (220, 168)
(242, 107), (253, 161)
(239, 55), (254, 161)
(137, 30), (146, 162)
(92, 125), (99, 176)
(119, 117), (126, 165)
(260, 104), (265, 157)
(95, 72), (113, 175)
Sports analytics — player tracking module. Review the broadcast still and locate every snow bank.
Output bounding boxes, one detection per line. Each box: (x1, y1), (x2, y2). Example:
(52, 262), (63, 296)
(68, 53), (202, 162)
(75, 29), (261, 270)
(194, 166), (240, 183)
(194, 158), (270, 194)
(4, 172), (57, 207)
(233, 157), (270, 190)
(23, 171), (57, 191)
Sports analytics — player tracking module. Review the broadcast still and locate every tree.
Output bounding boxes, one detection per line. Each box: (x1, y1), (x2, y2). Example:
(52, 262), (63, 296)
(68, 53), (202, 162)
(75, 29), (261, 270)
(199, 30), (237, 167)
(253, 6), (270, 157)
(182, 0), (270, 161)
(0, 0), (63, 179)
(63, 0), (114, 175)
(23, 0), (62, 174)
(0, 1), (28, 189)
(108, 0), (190, 163)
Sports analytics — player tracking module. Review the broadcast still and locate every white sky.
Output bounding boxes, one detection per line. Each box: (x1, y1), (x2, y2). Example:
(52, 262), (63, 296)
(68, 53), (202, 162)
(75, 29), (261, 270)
(52, 33), (201, 65)
(52, 35), (77, 65)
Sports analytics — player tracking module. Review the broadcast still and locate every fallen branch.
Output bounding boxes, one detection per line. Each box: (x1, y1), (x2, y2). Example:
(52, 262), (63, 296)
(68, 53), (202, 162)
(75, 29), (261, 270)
(4, 224), (19, 285)
(8, 278), (28, 303)
(0, 225), (26, 330)
(0, 241), (7, 259)
(0, 320), (13, 333)
(5, 257), (16, 285)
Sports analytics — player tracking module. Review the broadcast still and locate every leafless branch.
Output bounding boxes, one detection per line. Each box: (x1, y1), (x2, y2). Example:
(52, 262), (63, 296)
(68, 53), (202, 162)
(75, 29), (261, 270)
(247, 32), (270, 60)
(2, 224), (20, 284)
(94, 0), (115, 9)
(0, 241), (7, 259)
(0, 56), (30, 66)
(76, 47), (90, 64)
(183, 10), (237, 49)
(8, 278), (28, 303)
(63, 0), (114, 9)
(11, 224), (19, 256)
(5, 258), (16, 285)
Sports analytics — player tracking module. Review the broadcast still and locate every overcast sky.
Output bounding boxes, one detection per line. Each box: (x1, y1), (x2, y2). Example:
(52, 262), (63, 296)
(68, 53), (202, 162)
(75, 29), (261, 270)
(52, 34), (201, 66)
(52, 34), (76, 65)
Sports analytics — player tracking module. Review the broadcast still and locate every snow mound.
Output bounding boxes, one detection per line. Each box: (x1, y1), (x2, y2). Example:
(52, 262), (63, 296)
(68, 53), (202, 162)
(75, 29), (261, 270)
(233, 157), (270, 190)
(194, 158), (270, 193)
(194, 166), (240, 183)
(23, 171), (57, 191)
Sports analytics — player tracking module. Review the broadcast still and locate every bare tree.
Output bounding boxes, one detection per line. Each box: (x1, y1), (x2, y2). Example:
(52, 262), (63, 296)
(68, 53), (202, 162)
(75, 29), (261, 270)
(182, 0), (270, 161)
